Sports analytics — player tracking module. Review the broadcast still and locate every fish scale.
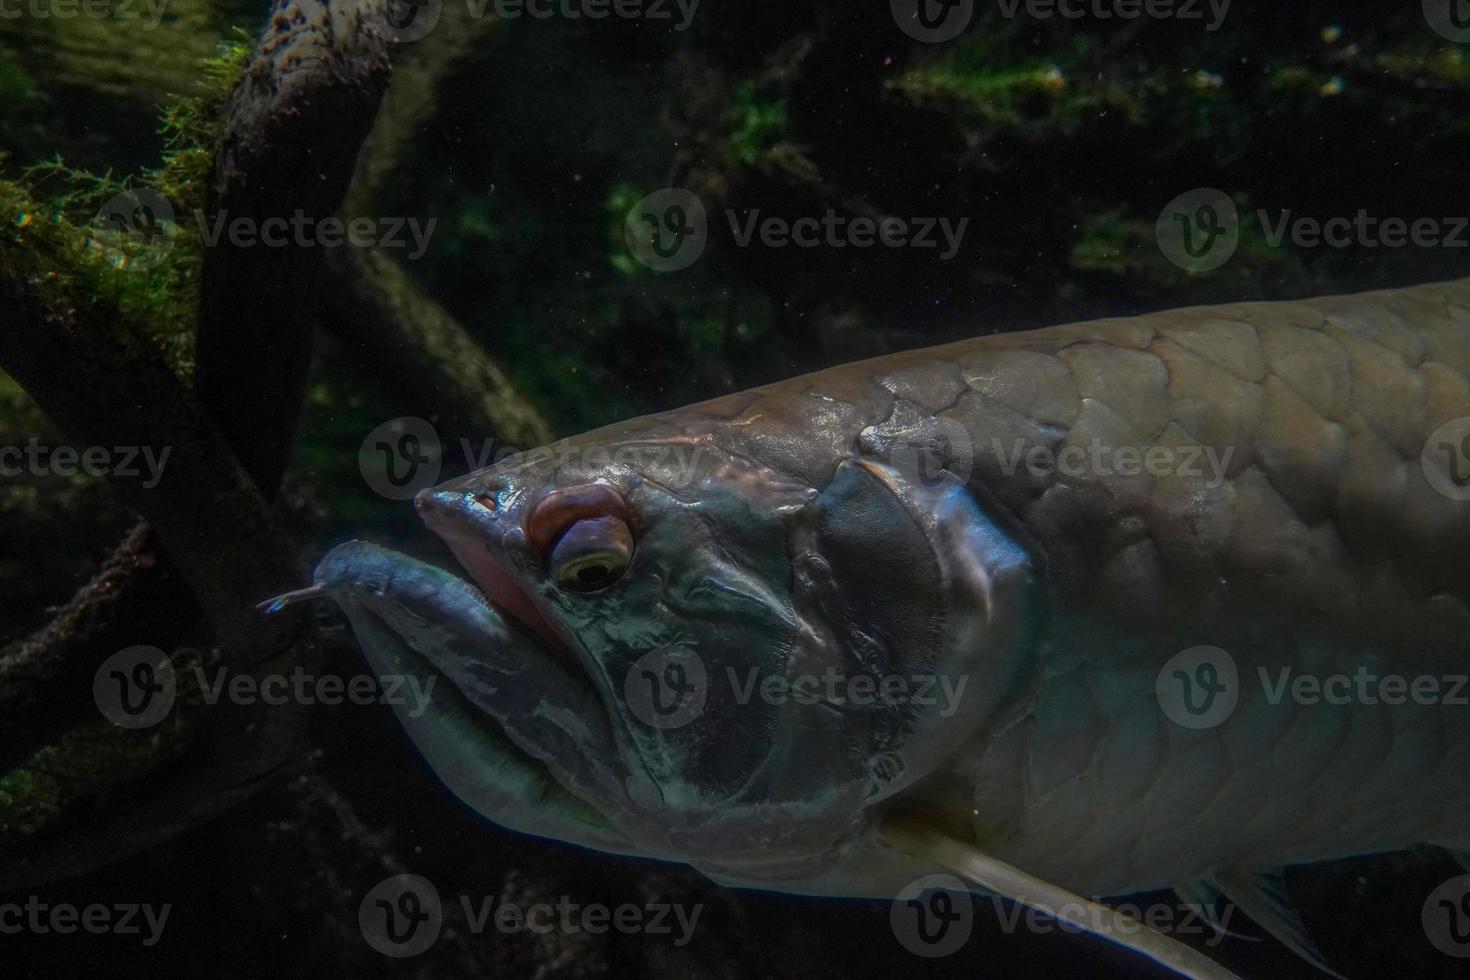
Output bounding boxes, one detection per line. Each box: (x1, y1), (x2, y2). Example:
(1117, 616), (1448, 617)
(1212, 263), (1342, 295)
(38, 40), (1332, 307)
(588, 277), (1470, 895)
(294, 278), (1470, 976)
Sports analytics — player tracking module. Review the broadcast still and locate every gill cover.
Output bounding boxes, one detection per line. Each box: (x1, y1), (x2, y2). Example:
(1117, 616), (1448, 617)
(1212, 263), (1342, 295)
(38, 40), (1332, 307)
(798, 457), (1037, 802)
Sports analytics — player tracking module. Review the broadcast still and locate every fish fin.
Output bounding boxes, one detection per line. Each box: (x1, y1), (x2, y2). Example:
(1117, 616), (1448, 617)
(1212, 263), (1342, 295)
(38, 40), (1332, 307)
(1173, 879), (1261, 943)
(881, 811), (1242, 980)
(1210, 868), (1346, 979)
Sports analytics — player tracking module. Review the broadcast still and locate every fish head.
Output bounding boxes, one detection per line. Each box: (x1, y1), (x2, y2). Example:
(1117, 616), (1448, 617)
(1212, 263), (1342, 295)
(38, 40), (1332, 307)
(326, 423), (1036, 888)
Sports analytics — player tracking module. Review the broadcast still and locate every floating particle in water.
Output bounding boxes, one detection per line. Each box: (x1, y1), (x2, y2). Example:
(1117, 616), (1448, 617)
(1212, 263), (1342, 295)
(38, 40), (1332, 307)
(1321, 24), (1342, 44)
(1189, 70), (1224, 92)
(1320, 76), (1345, 97)
(14, 212), (31, 229)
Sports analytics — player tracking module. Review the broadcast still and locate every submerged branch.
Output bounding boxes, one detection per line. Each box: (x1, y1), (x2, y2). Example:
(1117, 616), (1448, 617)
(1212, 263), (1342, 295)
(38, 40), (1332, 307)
(0, 523), (195, 774)
(323, 8), (554, 451)
(322, 248), (555, 451)
(0, 0), (400, 886)
(197, 0), (396, 493)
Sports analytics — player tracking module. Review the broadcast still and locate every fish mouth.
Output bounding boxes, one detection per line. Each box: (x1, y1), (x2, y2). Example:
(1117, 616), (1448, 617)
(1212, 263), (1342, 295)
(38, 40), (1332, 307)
(414, 486), (591, 678)
(354, 595), (630, 853)
(295, 540), (638, 854)
(444, 540), (572, 657)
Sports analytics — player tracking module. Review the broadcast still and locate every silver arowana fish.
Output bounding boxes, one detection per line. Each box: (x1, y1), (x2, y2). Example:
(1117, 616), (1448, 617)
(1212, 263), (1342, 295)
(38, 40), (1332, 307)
(269, 277), (1470, 978)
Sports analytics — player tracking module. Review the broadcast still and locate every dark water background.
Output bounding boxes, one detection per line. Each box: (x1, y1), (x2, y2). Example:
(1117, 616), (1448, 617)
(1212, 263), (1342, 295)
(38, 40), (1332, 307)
(1, 1), (1469, 977)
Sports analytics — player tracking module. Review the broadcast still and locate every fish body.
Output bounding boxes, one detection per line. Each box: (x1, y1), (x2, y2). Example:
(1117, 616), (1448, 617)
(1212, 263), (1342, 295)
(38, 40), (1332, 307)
(291, 278), (1470, 925)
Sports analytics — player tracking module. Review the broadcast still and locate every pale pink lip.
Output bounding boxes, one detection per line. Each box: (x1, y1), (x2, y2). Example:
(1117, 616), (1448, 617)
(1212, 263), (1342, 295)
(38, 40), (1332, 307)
(451, 544), (567, 653)
(415, 489), (575, 662)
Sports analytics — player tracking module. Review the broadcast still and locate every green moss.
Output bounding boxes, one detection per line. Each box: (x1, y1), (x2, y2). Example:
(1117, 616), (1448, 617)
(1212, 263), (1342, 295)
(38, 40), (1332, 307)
(1, 38), (248, 380)
(890, 30), (1154, 133)
(0, 0), (226, 108)
(0, 650), (202, 837)
(0, 713), (198, 837)
(725, 80), (789, 167)
(0, 42), (42, 107)
(1374, 45), (1470, 84)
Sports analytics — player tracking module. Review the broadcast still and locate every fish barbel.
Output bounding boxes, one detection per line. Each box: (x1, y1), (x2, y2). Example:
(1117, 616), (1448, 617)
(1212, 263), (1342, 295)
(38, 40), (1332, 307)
(269, 276), (1470, 977)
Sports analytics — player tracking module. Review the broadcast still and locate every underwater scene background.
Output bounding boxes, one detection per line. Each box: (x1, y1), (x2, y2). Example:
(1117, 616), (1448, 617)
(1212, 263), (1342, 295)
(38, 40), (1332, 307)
(2, 2), (1469, 977)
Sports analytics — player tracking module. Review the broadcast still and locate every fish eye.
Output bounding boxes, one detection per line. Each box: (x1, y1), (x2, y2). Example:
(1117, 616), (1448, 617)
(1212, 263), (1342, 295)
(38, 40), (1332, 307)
(549, 515), (633, 593)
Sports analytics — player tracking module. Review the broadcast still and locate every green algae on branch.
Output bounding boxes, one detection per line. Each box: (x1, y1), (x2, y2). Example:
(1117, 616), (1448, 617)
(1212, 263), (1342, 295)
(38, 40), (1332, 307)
(0, 654), (203, 838)
(0, 0), (228, 109)
(725, 80), (790, 168)
(0, 178), (195, 379)
(0, 39), (249, 382)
